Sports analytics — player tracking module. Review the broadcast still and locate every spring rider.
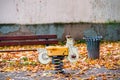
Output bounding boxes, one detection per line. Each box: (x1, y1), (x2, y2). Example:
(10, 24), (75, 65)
(37, 35), (79, 73)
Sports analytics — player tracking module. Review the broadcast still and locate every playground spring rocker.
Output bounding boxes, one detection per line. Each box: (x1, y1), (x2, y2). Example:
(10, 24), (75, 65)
(37, 35), (79, 74)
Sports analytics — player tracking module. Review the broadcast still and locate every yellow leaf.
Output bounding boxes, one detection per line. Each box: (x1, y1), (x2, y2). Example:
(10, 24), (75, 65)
(89, 75), (96, 80)
(117, 60), (120, 65)
(45, 64), (51, 70)
(6, 76), (12, 80)
(4, 67), (15, 72)
(95, 64), (101, 68)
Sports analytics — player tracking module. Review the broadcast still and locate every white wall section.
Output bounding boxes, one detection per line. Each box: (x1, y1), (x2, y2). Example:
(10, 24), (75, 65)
(0, 0), (120, 24)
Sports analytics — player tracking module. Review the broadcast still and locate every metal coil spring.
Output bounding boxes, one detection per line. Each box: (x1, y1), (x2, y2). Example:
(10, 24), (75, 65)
(52, 56), (64, 74)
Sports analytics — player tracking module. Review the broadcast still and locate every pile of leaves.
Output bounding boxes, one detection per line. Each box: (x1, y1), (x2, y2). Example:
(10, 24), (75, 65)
(0, 42), (120, 79)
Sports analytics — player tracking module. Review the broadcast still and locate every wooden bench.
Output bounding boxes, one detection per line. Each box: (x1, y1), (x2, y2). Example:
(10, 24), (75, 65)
(0, 34), (58, 52)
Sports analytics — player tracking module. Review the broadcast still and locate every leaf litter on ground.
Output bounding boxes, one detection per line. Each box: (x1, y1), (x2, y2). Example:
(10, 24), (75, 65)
(0, 42), (120, 79)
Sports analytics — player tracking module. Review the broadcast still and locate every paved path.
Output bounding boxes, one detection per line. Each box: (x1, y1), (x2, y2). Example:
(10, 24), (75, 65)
(0, 67), (120, 80)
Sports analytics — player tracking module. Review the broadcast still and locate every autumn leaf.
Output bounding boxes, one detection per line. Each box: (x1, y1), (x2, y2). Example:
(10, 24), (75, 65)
(89, 75), (96, 80)
(3, 66), (15, 72)
(6, 76), (12, 80)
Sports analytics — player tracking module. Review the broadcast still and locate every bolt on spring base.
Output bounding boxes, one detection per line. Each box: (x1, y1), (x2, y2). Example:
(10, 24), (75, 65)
(52, 56), (64, 74)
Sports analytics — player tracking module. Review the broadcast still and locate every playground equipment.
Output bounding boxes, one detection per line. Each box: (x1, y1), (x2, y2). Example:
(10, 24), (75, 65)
(37, 35), (79, 73)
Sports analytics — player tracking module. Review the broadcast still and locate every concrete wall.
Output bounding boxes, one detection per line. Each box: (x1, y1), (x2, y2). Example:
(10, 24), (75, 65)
(0, 0), (120, 24)
(0, 0), (120, 41)
(0, 24), (120, 41)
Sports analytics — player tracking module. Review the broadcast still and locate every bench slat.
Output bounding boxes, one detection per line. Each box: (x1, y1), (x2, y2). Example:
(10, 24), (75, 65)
(0, 49), (37, 52)
(0, 40), (58, 47)
(0, 35), (57, 41)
